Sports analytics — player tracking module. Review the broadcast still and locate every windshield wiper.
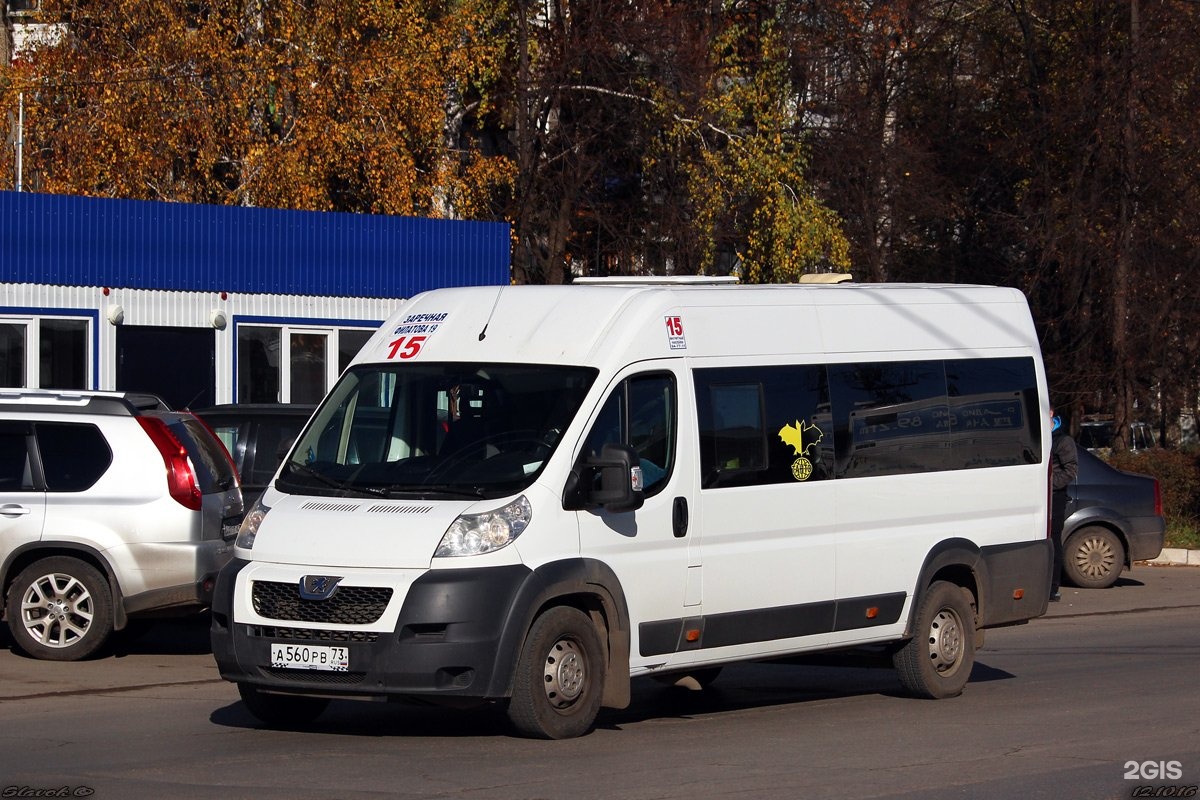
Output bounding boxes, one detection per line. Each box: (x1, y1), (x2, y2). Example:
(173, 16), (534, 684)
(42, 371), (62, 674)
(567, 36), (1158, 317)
(283, 461), (357, 494)
(378, 483), (487, 500)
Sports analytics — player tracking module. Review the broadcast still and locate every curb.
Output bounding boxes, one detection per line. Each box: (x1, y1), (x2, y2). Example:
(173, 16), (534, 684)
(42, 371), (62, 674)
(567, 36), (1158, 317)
(1143, 548), (1200, 567)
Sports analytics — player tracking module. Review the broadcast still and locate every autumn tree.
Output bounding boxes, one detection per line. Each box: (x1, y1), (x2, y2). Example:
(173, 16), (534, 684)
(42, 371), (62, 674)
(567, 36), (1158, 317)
(506, 0), (848, 283)
(798, 0), (1199, 443)
(666, 1), (850, 282)
(0, 0), (513, 217)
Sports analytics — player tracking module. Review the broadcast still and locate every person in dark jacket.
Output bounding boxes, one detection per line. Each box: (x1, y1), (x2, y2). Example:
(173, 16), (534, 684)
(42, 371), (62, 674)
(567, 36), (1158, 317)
(1049, 408), (1079, 601)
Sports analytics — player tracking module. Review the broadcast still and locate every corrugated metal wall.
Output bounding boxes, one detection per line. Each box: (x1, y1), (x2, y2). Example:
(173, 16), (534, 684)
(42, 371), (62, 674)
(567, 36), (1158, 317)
(0, 282), (399, 400)
(0, 191), (510, 296)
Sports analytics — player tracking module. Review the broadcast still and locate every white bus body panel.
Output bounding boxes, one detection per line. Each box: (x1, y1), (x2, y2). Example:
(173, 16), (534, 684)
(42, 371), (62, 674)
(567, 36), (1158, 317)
(212, 281), (1052, 716)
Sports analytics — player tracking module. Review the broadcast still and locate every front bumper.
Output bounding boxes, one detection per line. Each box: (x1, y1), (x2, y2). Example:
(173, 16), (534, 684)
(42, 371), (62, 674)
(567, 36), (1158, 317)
(210, 559), (534, 702)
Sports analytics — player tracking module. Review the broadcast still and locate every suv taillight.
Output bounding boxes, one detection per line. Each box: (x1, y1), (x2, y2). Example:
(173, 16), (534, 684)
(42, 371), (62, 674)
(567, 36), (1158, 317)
(137, 416), (202, 511)
(1154, 479), (1163, 517)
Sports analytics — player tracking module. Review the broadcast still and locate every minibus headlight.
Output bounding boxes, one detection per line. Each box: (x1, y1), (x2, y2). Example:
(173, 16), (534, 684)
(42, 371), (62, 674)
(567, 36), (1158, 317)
(235, 498), (270, 552)
(435, 495), (532, 557)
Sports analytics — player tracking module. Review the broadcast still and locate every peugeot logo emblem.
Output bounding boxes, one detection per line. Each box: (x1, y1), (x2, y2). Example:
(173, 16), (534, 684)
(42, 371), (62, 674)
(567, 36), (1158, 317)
(298, 575), (344, 601)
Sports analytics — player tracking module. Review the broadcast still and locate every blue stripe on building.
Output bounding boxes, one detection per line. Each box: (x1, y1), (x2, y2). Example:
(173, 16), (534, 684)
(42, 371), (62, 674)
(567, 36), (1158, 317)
(0, 191), (510, 297)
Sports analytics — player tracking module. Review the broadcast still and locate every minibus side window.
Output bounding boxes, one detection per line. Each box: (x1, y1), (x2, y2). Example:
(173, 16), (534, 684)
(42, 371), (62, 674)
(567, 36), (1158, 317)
(945, 357), (1041, 468)
(695, 364), (831, 489)
(829, 360), (950, 479)
(581, 374), (676, 497)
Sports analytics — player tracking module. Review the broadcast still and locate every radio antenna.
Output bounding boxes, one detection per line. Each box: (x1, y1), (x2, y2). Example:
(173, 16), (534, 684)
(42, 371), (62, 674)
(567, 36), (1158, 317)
(478, 285), (506, 341)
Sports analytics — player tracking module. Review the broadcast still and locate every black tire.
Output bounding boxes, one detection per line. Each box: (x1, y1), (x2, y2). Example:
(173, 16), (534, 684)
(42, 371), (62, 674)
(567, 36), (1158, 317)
(5, 557), (114, 661)
(893, 581), (976, 699)
(238, 683), (329, 726)
(507, 606), (605, 739)
(691, 667), (723, 688)
(651, 666), (723, 690)
(1063, 526), (1125, 589)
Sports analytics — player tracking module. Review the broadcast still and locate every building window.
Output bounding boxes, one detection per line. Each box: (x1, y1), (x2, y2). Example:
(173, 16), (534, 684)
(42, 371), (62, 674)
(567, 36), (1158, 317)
(0, 316), (89, 389)
(39, 318), (88, 389)
(1, 323), (26, 387)
(237, 324), (374, 404)
(339, 329), (373, 373)
(238, 326), (281, 403)
(290, 331), (328, 405)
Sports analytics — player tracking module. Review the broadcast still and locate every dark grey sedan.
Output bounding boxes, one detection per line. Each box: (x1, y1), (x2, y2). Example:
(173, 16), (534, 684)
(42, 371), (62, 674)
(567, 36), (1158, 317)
(195, 404), (316, 508)
(1063, 447), (1165, 588)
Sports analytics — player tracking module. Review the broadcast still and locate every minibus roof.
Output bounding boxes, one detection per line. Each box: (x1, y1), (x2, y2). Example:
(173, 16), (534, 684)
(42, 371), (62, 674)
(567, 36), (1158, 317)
(352, 282), (1039, 370)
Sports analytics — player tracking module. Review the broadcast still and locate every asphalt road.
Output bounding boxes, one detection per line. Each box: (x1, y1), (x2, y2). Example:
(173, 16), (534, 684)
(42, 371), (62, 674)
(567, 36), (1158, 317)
(1, 564), (1198, 800)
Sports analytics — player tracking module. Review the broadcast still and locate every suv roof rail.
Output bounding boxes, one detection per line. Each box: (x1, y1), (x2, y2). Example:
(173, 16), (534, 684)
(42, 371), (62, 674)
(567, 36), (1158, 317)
(0, 389), (147, 417)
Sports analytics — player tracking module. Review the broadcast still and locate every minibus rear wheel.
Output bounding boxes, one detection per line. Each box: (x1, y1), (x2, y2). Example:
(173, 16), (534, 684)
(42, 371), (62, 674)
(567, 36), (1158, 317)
(507, 606), (605, 739)
(893, 581), (976, 699)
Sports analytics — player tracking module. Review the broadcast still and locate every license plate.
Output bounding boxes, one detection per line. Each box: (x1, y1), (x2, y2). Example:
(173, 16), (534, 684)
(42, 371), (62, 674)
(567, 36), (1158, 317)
(270, 643), (349, 672)
(222, 517), (242, 541)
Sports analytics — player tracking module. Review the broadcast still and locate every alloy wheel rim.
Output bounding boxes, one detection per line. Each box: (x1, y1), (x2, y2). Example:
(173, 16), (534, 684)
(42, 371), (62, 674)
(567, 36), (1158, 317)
(20, 573), (94, 648)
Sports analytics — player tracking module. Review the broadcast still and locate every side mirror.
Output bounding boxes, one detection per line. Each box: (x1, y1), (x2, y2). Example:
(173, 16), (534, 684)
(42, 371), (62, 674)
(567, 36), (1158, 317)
(581, 443), (645, 513)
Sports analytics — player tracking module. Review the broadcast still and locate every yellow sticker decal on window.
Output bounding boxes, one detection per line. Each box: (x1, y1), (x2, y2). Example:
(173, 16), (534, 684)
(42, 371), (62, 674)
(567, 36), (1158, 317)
(778, 419), (824, 481)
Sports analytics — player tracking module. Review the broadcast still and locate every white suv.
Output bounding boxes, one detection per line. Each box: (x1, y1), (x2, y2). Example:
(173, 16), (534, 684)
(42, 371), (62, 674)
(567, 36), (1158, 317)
(1, 390), (243, 660)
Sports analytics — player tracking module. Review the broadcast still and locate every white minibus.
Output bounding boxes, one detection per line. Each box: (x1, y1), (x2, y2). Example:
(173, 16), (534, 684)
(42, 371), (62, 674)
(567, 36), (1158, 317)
(211, 279), (1053, 738)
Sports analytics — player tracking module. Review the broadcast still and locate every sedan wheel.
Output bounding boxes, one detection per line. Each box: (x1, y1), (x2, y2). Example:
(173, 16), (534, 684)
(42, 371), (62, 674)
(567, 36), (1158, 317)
(1064, 526), (1125, 589)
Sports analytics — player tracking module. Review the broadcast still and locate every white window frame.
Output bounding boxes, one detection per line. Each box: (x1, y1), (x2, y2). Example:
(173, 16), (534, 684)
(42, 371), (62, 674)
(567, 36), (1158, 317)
(236, 322), (373, 404)
(0, 314), (94, 390)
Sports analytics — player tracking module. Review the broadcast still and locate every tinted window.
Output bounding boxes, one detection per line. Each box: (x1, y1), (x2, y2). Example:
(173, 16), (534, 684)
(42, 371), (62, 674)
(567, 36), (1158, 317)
(946, 357), (1041, 468)
(168, 416), (238, 493)
(0, 426), (35, 491)
(36, 423), (111, 491)
(339, 329), (374, 373)
(696, 356), (1042, 490)
(205, 421), (246, 471)
(830, 361), (949, 479)
(247, 417), (308, 485)
(696, 365), (831, 489)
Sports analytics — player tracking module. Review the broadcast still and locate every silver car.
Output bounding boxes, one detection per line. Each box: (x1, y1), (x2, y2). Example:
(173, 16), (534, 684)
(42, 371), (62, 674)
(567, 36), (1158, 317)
(1, 390), (243, 660)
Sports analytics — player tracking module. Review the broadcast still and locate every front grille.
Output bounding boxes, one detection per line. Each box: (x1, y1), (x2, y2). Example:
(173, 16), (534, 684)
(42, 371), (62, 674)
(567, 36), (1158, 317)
(251, 580), (393, 625)
(255, 625), (380, 643)
(262, 667), (366, 685)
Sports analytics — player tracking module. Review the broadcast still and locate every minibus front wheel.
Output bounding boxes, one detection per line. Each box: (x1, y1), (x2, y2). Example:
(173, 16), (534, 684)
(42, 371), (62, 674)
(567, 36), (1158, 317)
(507, 606), (605, 739)
(893, 580), (976, 699)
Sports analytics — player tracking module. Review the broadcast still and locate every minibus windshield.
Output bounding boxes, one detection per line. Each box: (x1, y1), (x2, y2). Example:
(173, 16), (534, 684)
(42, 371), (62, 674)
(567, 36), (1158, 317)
(278, 363), (597, 499)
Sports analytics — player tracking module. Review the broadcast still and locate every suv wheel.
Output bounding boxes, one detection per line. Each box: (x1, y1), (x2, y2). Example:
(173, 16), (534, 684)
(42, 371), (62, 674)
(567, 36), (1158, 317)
(1064, 526), (1124, 589)
(6, 557), (114, 661)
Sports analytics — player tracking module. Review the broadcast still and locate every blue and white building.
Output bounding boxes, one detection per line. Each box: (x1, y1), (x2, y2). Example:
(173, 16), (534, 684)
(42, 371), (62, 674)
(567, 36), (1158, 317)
(0, 191), (510, 408)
